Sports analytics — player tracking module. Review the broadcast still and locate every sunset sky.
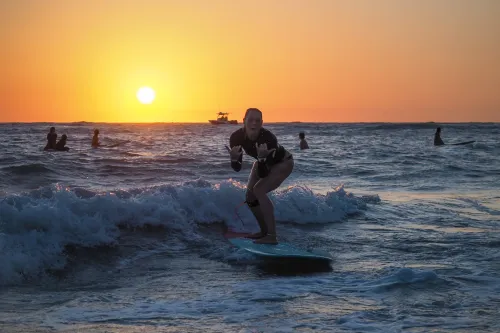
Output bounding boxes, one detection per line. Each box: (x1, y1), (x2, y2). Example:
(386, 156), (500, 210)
(1, 0), (499, 123)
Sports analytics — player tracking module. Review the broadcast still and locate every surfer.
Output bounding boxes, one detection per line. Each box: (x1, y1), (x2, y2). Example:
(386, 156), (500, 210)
(228, 108), (294, 245)
(92, 129), (100, 147)
(434, 127), (444, 146)
(55, 134), (69, 151)
(44, 127), (57, 150)
(299, 132), (309, 150)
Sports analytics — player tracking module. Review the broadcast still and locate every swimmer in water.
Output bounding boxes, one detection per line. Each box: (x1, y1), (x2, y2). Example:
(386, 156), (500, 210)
(434, 127), (444, 146)
(228, 108), (294, 245)
(55, 134), (70, 151)
(44, 127), (57, 150)
(299, 132), (309, 150)
(92, 129), (100, 147)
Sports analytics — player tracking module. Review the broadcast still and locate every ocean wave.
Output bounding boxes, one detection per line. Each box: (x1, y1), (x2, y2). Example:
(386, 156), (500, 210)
(2, 163), (54, 175)
(368, 122), (440, 130)
(362, 267), (441, 293)
(0, 181), (378, 285)
(365, 122), (499, 131)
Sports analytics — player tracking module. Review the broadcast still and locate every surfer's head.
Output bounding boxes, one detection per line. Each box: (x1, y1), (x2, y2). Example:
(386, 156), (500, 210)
(436, 127), (441, 133)
(49, 127), (55, 133)
(60, 134), (67, 142)
(299, 132), (305, 140)
(244, 108), (263, 139)
(94, 129), (99, 135)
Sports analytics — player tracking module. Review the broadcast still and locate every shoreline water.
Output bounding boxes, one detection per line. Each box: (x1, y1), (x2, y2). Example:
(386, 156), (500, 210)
(0, 122), (499, 332)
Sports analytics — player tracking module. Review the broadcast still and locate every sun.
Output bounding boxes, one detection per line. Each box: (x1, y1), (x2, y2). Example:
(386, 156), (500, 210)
(136, 87), (156, 104)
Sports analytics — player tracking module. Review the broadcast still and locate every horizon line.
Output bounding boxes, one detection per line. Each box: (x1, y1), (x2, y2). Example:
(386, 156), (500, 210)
(0, 121), (499, 125)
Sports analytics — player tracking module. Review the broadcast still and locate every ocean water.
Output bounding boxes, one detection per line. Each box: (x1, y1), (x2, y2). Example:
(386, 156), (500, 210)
(0, 122), (499, 333)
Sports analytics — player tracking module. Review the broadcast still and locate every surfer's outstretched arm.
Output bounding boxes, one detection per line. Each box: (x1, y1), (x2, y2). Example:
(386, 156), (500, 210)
(228, 134), (243, 171)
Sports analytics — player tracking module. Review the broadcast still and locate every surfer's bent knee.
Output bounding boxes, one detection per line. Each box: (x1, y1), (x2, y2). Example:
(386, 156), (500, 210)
(246, 190), (258, 204)
(249, 182), (268, 200)
(246, 198), (260, 208)
(252, 183), (268, 199)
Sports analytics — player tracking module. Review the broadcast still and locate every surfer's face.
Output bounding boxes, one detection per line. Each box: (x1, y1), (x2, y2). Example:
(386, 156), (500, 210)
(244, 110), (262, 138)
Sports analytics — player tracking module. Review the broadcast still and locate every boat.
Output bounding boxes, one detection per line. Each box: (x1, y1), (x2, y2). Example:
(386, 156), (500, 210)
(209, 112), (238, 125)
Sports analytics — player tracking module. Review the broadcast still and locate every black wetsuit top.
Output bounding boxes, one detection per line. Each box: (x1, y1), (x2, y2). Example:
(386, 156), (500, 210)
(45, 133), (57, 149)
(55, 140), (69, 151)
(229, 127), (291, 178)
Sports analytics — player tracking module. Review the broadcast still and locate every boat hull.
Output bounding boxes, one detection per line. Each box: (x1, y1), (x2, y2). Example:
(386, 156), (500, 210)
(209, 120), (238, 125)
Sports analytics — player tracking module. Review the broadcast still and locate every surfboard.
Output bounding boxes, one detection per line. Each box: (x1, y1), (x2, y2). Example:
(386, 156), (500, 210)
(228, 237), (333, 261)
(450, 140), (475, 146)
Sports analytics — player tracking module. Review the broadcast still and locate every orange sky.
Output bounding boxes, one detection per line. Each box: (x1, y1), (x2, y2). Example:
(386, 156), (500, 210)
(1, 0), (499, 123)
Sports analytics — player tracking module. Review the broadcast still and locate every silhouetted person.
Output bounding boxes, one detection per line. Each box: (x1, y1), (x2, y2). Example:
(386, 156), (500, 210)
(434, 127), (444, 146)
(44, 127), (57, 150)
(55, 134), (70, 151)
(92, 129), (100, 147)
(299, 132), (309, 150)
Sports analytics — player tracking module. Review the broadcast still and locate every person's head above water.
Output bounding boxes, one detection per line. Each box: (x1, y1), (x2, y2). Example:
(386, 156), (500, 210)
(299, 132), (305, 140)
(94, 129), (99, 135)
(61, 134), (67, 141)
(243, 108), (263, 139)
(436, 127), (441, 133)
(49, 127), (55, 133)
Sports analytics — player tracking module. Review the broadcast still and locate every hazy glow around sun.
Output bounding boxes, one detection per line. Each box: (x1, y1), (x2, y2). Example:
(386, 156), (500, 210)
(136, 87), (155, 104)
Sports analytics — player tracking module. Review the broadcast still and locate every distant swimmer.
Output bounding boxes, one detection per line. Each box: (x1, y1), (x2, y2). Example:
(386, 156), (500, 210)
(299, 132), (309, 150)
(92, 129), (100, 147)
(228, 108), (294, 245)
(55, 134), (70, 151)
(434, 127), (444, 146)
(44, 127), (57, 150)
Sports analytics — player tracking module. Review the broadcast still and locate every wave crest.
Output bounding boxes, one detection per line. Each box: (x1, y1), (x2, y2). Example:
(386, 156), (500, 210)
(0, 180), (378, 285)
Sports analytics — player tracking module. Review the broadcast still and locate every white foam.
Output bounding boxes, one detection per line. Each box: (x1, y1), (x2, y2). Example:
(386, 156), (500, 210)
(0, 180), (377, 285)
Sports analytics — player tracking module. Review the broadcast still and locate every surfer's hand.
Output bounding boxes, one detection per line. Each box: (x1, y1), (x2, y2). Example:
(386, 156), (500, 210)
(229, 145), (242, 162)
(256, 143), (276, 160)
